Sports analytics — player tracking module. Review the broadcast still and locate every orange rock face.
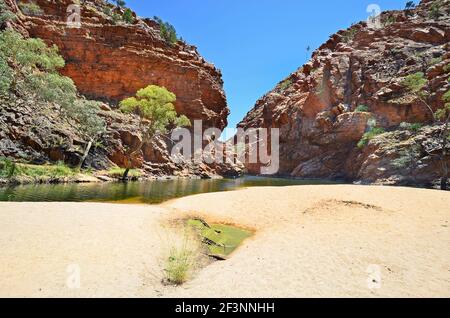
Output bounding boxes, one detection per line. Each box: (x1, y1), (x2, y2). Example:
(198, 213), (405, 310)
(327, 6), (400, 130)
(22, 0), (229, 130)
(1, 0), (242, 178)
(239, 0), (450, 185)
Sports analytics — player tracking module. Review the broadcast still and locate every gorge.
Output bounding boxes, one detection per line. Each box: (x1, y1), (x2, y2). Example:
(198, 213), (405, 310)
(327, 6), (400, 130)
(239, 0), (449, 188)
(1, 0), (449, 189)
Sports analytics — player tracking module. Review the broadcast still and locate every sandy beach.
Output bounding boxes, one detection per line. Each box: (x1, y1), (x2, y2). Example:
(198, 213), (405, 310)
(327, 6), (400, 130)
(0, 185), (449, 298)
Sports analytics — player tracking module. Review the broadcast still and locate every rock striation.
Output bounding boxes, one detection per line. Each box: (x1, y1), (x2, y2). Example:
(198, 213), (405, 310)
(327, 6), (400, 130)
(0, 0), (240, 178)
(22, 0), (229, 130)
(239, 0), (450, 186)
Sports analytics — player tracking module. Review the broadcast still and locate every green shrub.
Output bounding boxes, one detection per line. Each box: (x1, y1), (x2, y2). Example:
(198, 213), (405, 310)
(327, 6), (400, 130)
(111, 13), (122, 24)
(102, 6), (112, 16)
(0, 56), (13, 95)
(429, 57), (442, 66)
(382, 15), (396, 27)
(429, 3), (442, 19)
(18, 1), (43, 16)
(342, 27), (358, 43)
(27, 72), (77, 107)
(0, 0), (16, 25)
(0, 157), (18, 178)
(399, 122), (422, 132)
(402, 72), (427, 98)
(355, 105), (369, 112)
(391, 145), (421, 170)
(122, 8), (134, 24)
(357, 127), (386, 148)
(154, 17), (178, 45)
(0, 29), (74, 103)
(279, 79), (292, 91)
(444, 64), (450, 73)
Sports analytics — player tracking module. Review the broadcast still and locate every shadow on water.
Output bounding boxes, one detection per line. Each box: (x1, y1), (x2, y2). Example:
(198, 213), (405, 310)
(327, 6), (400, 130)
(0, 176), (342, 204)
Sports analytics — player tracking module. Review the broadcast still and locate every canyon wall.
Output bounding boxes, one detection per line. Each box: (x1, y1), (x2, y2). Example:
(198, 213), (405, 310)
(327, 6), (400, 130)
(0, 0), (239, 177)
(239, 0), (450, 186)
(22, 0), (229, 130)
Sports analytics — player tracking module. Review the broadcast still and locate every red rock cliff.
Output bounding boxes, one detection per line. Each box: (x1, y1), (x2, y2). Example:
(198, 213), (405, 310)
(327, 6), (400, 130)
(1, 0), (241, 178)
(239, 0), (450, 186)
(21, 0), (229, 130)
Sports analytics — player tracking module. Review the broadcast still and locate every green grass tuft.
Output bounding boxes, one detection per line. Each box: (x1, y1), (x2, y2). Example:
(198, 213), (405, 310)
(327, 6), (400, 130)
(355, 105), (369, 113)
(357, 127), (386, 148)
(164, 232), (199, 285)
(106, 167), (141, 178)
(0, 159), (75, 179)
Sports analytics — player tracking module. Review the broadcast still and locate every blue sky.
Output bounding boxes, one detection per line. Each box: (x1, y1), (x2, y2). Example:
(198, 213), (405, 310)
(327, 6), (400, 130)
(126, 0), (408, 128)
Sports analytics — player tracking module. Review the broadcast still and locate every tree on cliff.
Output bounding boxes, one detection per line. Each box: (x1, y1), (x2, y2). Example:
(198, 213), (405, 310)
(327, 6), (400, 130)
(63, 100), (107, 169)
(119, 85), (191, 180)
(403, 71), (450, 190)
(154, 17), (178, 45)
(112, 0), (126, 9)
(405, 1), (416, 10)
(0, 29), (106, 169)
(122, 8), (134, 24)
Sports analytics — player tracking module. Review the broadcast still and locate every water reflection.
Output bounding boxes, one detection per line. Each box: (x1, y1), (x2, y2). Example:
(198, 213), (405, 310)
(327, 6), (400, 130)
(0, 176), (340, 204)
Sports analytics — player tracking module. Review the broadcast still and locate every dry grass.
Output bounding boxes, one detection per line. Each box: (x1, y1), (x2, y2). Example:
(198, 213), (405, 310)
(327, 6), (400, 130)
(161, 227), (203, 286)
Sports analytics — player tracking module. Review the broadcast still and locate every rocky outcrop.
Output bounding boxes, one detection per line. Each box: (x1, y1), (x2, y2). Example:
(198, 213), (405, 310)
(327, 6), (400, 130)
(1, 0), (241, 178)
(20, 0), (229, 130)
(239, 0), (450, 186)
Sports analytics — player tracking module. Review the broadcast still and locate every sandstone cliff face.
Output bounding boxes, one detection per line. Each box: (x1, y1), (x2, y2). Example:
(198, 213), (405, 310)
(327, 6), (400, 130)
(22, 0), (229, 130)
(1, 0), (239, 178)
(239, 0), (450, 186)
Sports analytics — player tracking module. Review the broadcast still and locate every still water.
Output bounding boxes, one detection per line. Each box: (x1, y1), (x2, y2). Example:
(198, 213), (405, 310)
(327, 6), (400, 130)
(0, 176), (339, 204)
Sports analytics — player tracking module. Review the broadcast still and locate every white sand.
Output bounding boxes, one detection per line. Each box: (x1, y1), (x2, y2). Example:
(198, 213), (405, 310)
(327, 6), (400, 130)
(0, 185), (449, 297)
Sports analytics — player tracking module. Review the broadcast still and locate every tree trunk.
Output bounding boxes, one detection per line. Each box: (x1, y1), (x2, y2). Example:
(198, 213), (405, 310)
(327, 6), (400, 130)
(440, 120), (449, 191)
(121, 139), (145, 182)
(441, 156), (448, 191)
(122, 168), (130, 181)
(441, 177), (448, 191)
(78, 140), (93, 170)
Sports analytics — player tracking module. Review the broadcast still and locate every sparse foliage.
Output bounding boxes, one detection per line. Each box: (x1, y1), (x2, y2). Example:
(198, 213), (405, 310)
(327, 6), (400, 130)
(382, 15), (396, 27)
(0, 157), (17, 178)
(0, 0), (16, 25)
(429, 2), (442, 19)
(391, 145), (421, 170)
(122, 8), (134, 24)
(342, 27), (358, 43)
(154, 16), (178, 45)
(279, 79), (292, 91)
(18, 1), (43, 16)
(164, 238), (197, 285)
(402, 70), (450, 190)
(111, 12), (122, 24)
(357, 127), (386, 148)
(0, 29), (106, 170)
(399, 122), (423, 132)
(0, 29), (71, 100)
(355, 105), (369, 113)
(119, 85), (191, 180)
(62, 100), (106, 168)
